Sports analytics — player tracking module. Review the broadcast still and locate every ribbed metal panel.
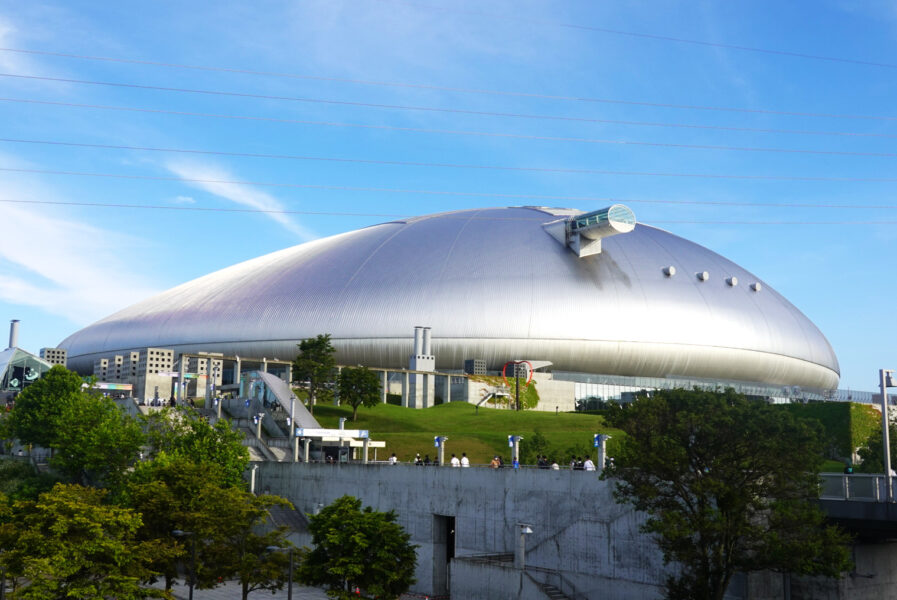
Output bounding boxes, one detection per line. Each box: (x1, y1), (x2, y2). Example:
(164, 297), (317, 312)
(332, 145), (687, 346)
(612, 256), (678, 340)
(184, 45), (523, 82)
(59, 207), (839, 388)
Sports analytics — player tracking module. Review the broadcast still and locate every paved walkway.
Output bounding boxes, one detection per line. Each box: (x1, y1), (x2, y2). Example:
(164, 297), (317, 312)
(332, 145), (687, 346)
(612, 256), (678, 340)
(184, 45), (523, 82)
(157, 580), (329, 599)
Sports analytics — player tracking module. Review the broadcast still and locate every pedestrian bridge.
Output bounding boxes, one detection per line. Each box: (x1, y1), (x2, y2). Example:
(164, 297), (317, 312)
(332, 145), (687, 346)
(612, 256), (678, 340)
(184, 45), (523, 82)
(819, 473), (897, 540)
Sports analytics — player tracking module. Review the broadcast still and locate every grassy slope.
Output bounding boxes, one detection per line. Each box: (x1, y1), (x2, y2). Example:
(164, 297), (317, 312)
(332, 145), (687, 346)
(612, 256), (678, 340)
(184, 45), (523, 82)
(311, 402), (618, 465)
(306, 400), (870, 471)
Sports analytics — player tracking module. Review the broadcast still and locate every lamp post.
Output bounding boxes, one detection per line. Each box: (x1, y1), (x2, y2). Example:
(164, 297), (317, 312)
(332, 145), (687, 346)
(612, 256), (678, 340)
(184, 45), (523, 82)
(266, 545), (295, 600)
(172, 530), (196, 600)
(881, 369), (897, 501)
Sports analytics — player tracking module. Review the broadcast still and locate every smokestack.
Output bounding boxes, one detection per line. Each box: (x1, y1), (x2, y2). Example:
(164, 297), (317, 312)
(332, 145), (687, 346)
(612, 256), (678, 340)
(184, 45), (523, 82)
(422, 327), (432, 356)
(8, 319), (20, 349)
(413, 326), (423, 356)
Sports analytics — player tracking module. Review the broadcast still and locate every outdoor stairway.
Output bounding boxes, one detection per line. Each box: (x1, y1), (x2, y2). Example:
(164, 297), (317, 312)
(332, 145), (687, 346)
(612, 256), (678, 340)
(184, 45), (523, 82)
(539, 583), (571, 600)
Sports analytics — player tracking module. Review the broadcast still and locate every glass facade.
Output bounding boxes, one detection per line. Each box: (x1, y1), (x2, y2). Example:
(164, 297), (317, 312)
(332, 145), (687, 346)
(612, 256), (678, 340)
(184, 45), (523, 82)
(570, 205), (636, 231)
(551, 370), (838, 404)
(0, 348), (54, 393)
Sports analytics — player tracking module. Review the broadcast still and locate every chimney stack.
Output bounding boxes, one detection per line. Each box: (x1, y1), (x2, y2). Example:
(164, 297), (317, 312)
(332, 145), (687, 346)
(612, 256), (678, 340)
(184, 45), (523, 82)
(8, 319), (20, 349)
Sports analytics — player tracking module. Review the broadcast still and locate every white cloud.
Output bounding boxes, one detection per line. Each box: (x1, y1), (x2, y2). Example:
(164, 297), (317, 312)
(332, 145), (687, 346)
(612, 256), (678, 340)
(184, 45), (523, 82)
(164, 160), (316, 240)
(173, 195), (195, 204)
(0, 202), (161, 324)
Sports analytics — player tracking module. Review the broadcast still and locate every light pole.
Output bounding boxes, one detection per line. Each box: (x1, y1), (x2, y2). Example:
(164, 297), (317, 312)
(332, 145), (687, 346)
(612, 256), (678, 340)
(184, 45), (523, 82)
(172, 530), (196, 600)
(266, 545), (295, 600)
(881, 369), (897, 501)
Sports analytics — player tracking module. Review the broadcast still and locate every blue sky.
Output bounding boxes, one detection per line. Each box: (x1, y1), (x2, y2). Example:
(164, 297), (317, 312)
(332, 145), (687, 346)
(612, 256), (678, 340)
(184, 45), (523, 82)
(0, 0), (895, 391)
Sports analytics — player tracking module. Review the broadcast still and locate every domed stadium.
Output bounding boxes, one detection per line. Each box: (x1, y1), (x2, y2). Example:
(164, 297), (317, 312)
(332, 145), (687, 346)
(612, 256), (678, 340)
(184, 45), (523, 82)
(59, 206), (839, 392)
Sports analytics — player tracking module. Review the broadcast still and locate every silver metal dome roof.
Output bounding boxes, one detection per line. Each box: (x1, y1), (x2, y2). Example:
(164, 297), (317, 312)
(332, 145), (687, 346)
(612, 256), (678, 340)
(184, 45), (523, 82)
(60, 206), (839, 389)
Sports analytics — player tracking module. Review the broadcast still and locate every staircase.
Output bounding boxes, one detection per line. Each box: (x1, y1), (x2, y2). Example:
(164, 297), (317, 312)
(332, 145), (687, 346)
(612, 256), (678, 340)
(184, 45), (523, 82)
(539, 582), (571, 600)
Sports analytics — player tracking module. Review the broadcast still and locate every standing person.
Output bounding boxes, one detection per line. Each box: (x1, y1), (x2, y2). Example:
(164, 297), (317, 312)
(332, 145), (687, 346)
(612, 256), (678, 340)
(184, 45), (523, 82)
(450, 453), (461, 467)
(423, 454), (432, 466)
(388, 453), (398, 465)
(414, 453), (423, 466)
(575, 457), (584, 471)
(583, 457), (596, 471)
(460, 452), (470, 467)
(550, 459), (560, 470)
(490, 456), (501, 469)
(569, 456), (577, 470)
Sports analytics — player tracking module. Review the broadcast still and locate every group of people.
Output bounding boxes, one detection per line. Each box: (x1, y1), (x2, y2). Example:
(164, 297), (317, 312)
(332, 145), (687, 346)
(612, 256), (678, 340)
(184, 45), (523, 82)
(385, 451), (601, 470)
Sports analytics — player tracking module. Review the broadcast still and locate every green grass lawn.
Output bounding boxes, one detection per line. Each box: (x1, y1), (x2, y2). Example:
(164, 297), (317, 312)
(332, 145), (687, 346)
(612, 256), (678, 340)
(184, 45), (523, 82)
(310, 402), (619, 465)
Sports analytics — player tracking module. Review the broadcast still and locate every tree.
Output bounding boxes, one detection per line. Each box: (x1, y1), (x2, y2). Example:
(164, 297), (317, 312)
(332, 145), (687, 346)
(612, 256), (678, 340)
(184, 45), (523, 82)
(140, 408), (250, 487)
(604, 388), (851, 600)
(0, 483), (173, 599)
(338, 366), (380, 421)
(856, 422), (897, 473)
(121, 456), (214, 591)
(5, 365), (83, 448)
(0, 459), (60, 502)
(299, 495), (417, 600)
(198, 487), (295, 600)
(293, 334), (336, 416)
(51, 394), (145, 487)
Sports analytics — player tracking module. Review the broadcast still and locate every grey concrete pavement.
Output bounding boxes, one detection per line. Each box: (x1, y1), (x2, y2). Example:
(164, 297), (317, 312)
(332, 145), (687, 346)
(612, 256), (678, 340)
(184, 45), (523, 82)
(157, 580), (329, 599)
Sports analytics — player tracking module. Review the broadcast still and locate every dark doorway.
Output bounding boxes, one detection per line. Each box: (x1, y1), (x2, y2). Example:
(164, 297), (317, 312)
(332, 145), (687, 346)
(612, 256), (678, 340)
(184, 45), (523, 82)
(433, 514), (455, 595)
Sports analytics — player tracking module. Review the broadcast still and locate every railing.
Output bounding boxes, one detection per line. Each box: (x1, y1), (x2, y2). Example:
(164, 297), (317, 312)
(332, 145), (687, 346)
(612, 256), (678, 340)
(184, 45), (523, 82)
(819, 473), (896, 502)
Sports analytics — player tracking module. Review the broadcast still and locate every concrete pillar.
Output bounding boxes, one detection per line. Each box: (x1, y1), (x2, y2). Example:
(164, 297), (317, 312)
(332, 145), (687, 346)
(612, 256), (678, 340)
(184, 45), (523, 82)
(363, 438), (370, 464)
(402, 371), (409, 408)
(235, 356), (241, 388)
(286, 364), (292, 385)
(334, 366), (342, 406)
(445, 374), (451, 403)
(293, 436), (300, 462)
(303, 438), (311, 463)
(255, 414), (264, 440)
(515, 525), (532, 569)
(177, 355), (187, 404)
(381, 370), (388, 405)
(262, 357), (267, 373)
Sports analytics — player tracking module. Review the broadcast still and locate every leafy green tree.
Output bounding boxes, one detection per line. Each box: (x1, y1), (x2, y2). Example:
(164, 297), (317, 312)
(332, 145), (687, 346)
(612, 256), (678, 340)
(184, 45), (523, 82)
(51, 394), (145, 487)
(0, 459), (61, 501)
(198, 487), (295, 600)
(293, 334), (336, 416)
(141, 408), (249, 487)
(605, 388), (851, 600)
(121, 456), (212, 591)
(856, 422), (897, 473)
(5, 365), (83, 448)
(299, 495), (417, 600)
(0, 483), (173, 599)
(338, 366), (380, 421)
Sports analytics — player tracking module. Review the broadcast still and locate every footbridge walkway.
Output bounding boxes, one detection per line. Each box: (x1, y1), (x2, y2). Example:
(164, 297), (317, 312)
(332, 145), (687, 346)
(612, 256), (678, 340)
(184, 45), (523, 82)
(819, 473), (897, 540)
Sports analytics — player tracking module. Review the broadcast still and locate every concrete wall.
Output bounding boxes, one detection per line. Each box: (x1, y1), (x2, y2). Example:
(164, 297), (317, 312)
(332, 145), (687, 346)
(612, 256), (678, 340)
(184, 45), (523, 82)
(254, 462), (670, 599)
(253, 462), (897, 600)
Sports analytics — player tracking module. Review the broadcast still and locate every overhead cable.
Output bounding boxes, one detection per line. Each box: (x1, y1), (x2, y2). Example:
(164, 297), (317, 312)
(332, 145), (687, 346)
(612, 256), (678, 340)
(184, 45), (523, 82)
(2, 71), (896, 122)
(374, 0), (897, 70)
(5, 137), (897, 170)
(4, 166), (897, 210)
(3, 96), (895, 140)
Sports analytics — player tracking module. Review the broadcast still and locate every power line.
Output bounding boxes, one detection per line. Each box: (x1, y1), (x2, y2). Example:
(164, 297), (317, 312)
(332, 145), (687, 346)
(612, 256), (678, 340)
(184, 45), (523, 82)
(1, 198), (892, 225)
(5, 167), (897, 210)
(4, 96), (895, 140)
(4, 136), (897, 171)
(378, 0), (897, 70)
(3, 71), (897, 122)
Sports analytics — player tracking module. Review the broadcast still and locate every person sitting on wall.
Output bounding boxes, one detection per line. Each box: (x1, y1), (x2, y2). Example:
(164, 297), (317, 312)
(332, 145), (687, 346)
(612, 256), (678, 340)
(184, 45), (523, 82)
(490, 456), (501, 469)
(423, 455), (432, 466)
(450, 453), (461, 467)
(414, 453), (423, 466)
(460, 453), (470, 467)
(389, 453), (398, 465)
